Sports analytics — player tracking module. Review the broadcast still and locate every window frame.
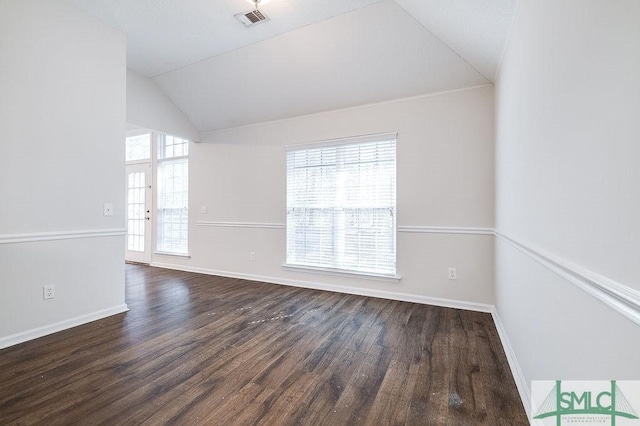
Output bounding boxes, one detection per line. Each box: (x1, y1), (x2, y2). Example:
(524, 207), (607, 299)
(284, 132), (400, 281)
(155, 134), (190, 257)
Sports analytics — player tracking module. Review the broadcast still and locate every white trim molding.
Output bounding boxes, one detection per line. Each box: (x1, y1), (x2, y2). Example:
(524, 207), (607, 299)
(491, 307), (531, 420)
(0, 304), (129, 350)
(150, 262), (493, 314)
(0, 228), (127, 245)
(196, 221), (285, 229)
(202, 85), (493, 139)
(285, 131), (397, 152)
(195, 223), (495, 235)
(398, 225), (494, 235)
(154, 251), (191, 259)
(282, 263), (401, 282)
(495, 231), (640, 326)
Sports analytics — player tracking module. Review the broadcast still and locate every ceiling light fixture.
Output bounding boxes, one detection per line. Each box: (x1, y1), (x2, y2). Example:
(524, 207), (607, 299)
(246, 0), (271, 9)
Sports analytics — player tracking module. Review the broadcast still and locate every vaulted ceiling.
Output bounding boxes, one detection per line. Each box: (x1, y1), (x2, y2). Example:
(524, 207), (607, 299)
(65, 0), (517, 133)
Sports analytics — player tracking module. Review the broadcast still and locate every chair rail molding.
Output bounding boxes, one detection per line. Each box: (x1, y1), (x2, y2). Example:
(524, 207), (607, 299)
(196, 222), (495, 235)
(196, 221), (285, 229)
(495, 231), (640, 326)
(398, 225), (494, 235)
(0, 229), (127, 245)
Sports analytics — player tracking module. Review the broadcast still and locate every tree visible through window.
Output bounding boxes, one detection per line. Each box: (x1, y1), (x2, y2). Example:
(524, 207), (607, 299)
(286, 134), (396, 276)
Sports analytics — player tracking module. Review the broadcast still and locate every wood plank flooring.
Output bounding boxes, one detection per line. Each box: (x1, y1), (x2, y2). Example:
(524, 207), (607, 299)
(0, 264), (528, 425)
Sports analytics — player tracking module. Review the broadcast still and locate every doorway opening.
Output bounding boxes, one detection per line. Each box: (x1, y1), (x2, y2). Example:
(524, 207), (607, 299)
(125, 132), (152, 264)
(125, 131), (190, 265)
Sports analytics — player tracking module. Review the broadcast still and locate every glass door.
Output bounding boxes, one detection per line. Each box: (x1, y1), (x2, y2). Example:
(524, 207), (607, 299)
(125, 162), (152, 263)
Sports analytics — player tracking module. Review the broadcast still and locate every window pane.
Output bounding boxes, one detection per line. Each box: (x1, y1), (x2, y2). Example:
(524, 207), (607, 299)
(157, 135), (189, 255)
(126, 171), (146, 252)
(159, 135), (189, 159)
(286, 137), (396, 275)
(126, 134), (151, 162)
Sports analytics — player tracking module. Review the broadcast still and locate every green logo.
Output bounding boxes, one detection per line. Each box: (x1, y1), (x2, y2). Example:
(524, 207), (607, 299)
(534, 380), (639, 425)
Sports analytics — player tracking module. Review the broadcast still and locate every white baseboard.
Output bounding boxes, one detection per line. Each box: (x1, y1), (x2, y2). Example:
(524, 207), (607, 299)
(150, 262), (535, 416)
(0, 304), (129, 350)
(150, 262), (493, 313)
(150, 262), (533, 417)
(491, 307), (531, 422)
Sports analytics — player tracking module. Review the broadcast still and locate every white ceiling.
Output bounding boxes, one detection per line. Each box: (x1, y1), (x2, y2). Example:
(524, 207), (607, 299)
(64, 0), (517, 133)
(393, 0), (517, 80)
(66, 0), (385, 77)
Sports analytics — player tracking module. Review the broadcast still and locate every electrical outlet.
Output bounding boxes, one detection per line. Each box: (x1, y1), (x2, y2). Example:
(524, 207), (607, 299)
(448, 268), (457, 280)
(250, 251), (256, 261)
(200, 205), (207, 214)
(43, 285), (55, 300)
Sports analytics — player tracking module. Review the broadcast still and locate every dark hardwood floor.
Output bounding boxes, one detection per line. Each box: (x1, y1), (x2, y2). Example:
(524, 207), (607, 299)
(0, 264), (528, 425)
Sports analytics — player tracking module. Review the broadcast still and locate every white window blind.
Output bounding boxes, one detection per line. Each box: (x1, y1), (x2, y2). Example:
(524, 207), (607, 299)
(157, 135), (189, 255)
(286, 135), (396, 276)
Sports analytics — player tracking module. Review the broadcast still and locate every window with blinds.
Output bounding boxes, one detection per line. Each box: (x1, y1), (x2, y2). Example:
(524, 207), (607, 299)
(157, 135), (189, 255)
(286, 134), (396, 276)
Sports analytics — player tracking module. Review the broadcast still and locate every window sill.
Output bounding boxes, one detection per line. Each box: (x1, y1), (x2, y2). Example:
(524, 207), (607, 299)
(282, 264), (401, 283)
(154, 252), (191, 259)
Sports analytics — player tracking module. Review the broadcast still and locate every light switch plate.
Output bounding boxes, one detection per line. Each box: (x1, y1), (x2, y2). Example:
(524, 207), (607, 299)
(103, 203), (114, 216)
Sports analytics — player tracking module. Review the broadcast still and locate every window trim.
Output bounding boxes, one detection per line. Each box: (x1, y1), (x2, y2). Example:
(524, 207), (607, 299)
(284, 132), (398, 152)
(284, 132), (398, 277)
(154, 251), (191, 259)
(156, 135), (190, 256)
(282, 263), (401, 282)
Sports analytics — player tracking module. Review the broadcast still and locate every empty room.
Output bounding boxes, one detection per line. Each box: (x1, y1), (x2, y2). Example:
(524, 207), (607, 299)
(1, 0), (638, 424)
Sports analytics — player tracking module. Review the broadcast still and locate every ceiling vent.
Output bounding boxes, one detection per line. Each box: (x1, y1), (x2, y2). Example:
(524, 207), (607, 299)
(235, 9), (269, 27)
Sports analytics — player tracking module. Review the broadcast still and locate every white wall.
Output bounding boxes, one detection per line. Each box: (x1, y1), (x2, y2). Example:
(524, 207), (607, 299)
(494, 0), (640, 402)
(127, 70), (201, 142)
(153, 86), (496, 309)
(0, 0), (127, 347)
